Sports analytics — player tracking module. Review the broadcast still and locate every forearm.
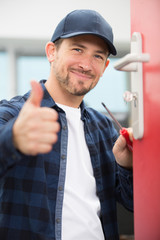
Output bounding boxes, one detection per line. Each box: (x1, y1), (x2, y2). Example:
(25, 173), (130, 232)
(0, 98), (24, 177)
(115, 163), (133, 211)
(0, 118), (23, 177)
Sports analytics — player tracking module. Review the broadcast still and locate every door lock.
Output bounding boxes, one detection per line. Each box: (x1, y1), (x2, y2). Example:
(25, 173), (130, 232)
(123, 91), (138, 107)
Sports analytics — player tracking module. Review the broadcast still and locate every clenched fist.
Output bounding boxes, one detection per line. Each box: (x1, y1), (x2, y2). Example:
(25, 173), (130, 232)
(13, 80), (60, 155)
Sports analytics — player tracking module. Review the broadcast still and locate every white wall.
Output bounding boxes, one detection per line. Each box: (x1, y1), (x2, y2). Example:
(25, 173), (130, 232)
(0, 0), (131, 99)
(0, 0), (130, 48)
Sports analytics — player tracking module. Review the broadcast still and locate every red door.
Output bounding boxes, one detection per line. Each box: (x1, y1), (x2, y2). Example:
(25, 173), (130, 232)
(131, 0), (160, 239)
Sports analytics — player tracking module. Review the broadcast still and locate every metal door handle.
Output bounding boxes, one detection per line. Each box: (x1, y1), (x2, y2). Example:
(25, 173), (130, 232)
(113, 32), (150, 139)
(114, 53), (150, 71)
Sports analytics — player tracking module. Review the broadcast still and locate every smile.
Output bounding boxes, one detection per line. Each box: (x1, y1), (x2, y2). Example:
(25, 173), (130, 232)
(70, 69), (94, 80)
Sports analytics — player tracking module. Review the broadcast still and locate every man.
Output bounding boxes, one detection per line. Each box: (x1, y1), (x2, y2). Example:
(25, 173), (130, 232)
(0, 9), (133, 240)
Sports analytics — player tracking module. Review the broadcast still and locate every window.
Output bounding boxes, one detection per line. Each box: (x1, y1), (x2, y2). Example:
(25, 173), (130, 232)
(17, 56), (50, 95)
(0, 52), (9, 100)
(84, 58), (129, 113)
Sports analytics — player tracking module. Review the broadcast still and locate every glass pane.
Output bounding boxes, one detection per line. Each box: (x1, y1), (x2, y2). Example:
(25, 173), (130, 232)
(84, 58), (129, 112)
(17, 56), (50, 95)
(0, 52), (9, 100)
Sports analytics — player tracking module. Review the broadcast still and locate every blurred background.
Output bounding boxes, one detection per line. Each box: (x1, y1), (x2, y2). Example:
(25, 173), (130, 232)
(0, 0), (133, 238)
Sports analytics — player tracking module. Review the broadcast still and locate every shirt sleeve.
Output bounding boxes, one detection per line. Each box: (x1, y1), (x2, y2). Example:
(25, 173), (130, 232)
(116, 163), (133, 211)
(0, 99), (24, 177)
(107, 117), (133, 211)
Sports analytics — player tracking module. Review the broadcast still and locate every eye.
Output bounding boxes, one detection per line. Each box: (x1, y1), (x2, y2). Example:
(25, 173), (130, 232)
(73, 48), (82, 53)
(94, 54), (104, 60)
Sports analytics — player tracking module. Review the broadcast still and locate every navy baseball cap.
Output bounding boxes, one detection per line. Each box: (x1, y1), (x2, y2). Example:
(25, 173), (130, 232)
(51, 9), (117, 55)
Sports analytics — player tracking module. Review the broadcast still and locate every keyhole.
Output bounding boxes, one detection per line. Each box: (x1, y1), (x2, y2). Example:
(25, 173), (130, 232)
(123, 91), (137, 107)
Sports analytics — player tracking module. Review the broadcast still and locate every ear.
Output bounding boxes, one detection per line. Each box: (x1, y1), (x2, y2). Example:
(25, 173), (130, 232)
(101, 59), (110, 77)
(105, 59), (110, 68)
(45, 42), (56, 63)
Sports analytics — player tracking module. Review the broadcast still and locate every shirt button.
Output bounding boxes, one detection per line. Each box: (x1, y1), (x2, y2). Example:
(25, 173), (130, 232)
(56, 218), (60, 224)
(62, 125), (67, 130)
(61, 155), (66, 160)
(58, 186), (63, 191)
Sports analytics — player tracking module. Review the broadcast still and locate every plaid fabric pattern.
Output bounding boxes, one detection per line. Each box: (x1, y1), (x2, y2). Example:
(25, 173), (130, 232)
(0, 80), (133, 240)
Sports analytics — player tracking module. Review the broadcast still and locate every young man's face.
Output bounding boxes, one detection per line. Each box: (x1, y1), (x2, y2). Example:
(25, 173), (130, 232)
(52, 34), (109, 97)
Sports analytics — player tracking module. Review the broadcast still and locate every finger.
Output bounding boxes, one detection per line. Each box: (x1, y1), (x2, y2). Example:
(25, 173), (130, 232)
(38, 132), (59, 144)
(28, 80), (43, 107)
(26, 122), (60, 141)
(37, 144), (53, 154)
(37, 107), (59, 121)
(127, 128), (133, 141)
(29, 143), (54, 155)
(114, 135), (126, 151)
(120, 128), (133, 152)
(26, 133), (58, 155)
(38, 121), (60, 134)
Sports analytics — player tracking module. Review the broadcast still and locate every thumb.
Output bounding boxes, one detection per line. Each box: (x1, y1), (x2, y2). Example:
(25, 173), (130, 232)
(28, 80), (43, 107)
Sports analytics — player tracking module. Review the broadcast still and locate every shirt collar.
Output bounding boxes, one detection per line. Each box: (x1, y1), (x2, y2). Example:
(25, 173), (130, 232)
(39, 80), (57, 108)
(40, 79), (89, 119)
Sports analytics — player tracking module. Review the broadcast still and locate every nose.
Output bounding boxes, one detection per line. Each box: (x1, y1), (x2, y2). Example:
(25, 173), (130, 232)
(78, 55), (92, 71)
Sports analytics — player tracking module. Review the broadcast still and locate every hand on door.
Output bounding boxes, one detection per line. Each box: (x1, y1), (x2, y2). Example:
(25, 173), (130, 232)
(113, 128), (133, 170)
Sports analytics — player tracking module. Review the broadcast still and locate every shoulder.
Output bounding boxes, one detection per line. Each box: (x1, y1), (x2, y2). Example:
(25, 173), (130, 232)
(0, 80), (47, 112)
(0, 91), (30, 121)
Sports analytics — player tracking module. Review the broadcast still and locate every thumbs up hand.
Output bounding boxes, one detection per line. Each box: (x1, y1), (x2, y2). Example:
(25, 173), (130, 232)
(13, 81), (60, 155)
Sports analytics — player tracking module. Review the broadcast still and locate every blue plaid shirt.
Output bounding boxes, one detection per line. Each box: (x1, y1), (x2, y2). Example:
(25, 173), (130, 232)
(0, 80), (133, 240)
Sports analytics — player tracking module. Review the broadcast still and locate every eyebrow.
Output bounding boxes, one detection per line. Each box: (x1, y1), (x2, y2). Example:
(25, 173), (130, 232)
(71, 42), (108, 56)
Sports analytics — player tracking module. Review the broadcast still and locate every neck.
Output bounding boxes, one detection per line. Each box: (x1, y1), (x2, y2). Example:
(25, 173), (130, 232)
(45, 77), (84, 108)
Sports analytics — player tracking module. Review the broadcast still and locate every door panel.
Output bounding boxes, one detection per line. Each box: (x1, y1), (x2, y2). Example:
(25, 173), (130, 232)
(131, 0), (160, 239)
